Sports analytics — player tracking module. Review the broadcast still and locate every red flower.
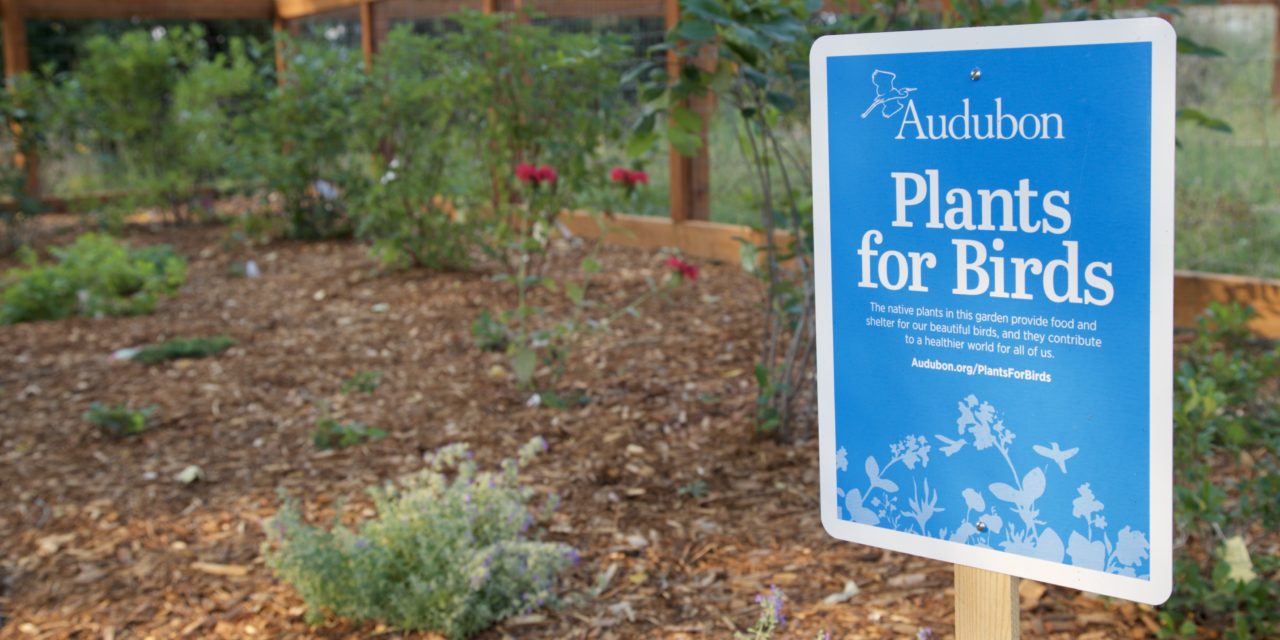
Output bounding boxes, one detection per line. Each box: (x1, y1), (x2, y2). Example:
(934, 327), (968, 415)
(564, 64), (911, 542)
(515, 163), (538, 183)
(610, 167), (651, 187)
(536, 165), (557, 185)
(664, 256), (699, 281)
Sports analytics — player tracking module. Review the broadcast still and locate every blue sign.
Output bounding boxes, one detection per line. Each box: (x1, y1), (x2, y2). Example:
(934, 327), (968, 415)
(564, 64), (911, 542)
(811, 19), (1175, 604)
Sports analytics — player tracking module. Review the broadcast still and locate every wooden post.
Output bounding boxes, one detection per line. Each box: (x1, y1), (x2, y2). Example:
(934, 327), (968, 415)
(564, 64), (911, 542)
(1272, 4), (1279, 101)
(664, 0), (710, 222)
(954, 565), (1020, 640)
(272, 13), (287, 86)
(359, 1), (376, 70)
(2, 0), (38, 197)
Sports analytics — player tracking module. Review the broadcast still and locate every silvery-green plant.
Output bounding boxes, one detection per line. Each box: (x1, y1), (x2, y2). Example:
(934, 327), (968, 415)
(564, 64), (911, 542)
(264, 437), (576, 638)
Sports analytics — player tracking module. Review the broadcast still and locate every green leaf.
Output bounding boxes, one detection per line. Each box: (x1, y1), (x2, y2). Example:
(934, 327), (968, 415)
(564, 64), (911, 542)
(670, 19), (717, 44)
(511, 347), (538, 385)
(620, 60), (657, 86)
(565, 282), (585, 305)
(627, 131), (660, 158)
(766, 90), (797, 113)
(1177, 108), (1232, 134)
(580, 257), (601, 274)
(1177, 36), (1223, 57)
(737, 238), (760, 275)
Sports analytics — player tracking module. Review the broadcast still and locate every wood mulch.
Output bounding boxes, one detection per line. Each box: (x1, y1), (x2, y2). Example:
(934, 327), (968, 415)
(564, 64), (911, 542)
(1, 219), (1164, 639)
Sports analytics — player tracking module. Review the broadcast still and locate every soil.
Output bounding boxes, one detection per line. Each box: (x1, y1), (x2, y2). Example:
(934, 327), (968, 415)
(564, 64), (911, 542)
(1, 219), (1168, 639)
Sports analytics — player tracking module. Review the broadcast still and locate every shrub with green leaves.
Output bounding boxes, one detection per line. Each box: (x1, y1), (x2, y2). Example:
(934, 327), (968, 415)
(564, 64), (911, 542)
(0, 71), (57, 250)
(264, 437), (575, 637)
(1160, 303), (1279, 638)
(131, 335), (235, 364)
(84, 402), (154, 437)
(61, 28), (267, 221)
(349, 27), (474, 271)
(254, 37), (364, 240)
(0, 233), (187, 324)
(440, 11), (626, 230)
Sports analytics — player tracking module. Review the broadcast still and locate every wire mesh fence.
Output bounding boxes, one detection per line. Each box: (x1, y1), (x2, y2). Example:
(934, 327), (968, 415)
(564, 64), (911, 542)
(7, 4), (1279, 278)
(1173, 4), (1279, 278)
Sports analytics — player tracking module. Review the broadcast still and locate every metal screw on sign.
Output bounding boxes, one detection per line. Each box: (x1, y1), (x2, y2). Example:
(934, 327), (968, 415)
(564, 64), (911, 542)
(970, 67), (982, 81)
(975, 520), (987, 533)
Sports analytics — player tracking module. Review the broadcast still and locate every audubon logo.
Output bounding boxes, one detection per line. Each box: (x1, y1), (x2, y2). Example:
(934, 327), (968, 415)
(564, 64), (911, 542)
(862, 69), (1066, 141)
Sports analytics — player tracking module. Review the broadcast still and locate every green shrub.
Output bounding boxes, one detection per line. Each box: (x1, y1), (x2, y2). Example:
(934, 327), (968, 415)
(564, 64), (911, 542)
(0, 233), (187, 324)
(264, 437), (575, 638)
(131, 335), (235, 364)
(444, 11), (626, 240)
(84, 402), (154, 437)
(1160, 303), (1280, 638)
(254, 37), (364, 240)
(349, 27), (474, 271)
(0, 71), (57, 251)
(61, 28), (267, 221)
(311, 414), (386, 450)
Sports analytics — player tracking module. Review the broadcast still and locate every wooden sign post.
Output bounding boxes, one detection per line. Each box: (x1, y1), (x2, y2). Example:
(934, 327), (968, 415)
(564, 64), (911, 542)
(955, 566), (1019, 639)
(809, 17), (1177, 629)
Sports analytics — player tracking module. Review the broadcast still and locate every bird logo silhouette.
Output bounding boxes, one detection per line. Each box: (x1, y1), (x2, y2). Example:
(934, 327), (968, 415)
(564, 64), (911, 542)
(1033, 442), (1080, 474)
(861, 69), (916, 119)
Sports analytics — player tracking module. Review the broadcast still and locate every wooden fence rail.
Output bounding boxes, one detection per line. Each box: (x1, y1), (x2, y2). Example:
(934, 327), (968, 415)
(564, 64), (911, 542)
(562, 210), (1280, 338)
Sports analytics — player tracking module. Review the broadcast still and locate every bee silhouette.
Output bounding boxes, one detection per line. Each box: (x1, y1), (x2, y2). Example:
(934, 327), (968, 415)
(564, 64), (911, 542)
(861, 69), (916, 119)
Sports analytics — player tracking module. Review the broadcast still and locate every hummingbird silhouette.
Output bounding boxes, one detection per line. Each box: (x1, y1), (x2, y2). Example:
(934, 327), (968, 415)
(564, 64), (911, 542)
(861, 70), (916, 119)
(1033, 442), (1080, 474)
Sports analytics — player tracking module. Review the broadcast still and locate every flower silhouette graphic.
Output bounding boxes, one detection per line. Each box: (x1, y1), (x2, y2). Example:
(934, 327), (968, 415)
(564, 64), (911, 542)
(861, 69), (916, 119)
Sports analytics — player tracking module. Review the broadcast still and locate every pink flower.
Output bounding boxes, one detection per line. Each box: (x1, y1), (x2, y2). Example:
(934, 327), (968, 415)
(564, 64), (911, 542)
(536, 165), (557, 185)
(515, 163), (538, 183)
(664, 256), (698, 281)
(610, 167), (629, 183)
(628, 170), (649, 185)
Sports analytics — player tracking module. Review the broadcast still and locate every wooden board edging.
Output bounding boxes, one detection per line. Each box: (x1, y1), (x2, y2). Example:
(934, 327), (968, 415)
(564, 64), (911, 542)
(563, 210), (1280, 338)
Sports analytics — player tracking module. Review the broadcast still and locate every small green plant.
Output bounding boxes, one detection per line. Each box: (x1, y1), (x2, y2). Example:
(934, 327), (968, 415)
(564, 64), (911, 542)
(84, 402), (154, 437)
(131, 335), (235, 364)
(479, 166), (693, 392)
(264, 437), (575, 638)
(678, 479), (709, 499)
(311, 413), (386, 450)
(1159, 303), (1280, 638)
(341, 370), (382, 394)
(470, 310), (510, 352)
(737, 587), (831, 640)
(0, 233), (187, 324)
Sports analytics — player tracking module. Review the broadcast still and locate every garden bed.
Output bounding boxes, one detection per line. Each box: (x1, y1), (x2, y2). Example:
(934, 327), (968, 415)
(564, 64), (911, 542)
(1, 221), (1173, 639)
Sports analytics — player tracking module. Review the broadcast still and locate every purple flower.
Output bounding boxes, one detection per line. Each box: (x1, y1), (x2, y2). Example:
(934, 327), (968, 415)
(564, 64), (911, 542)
(354, 537), (369, 550)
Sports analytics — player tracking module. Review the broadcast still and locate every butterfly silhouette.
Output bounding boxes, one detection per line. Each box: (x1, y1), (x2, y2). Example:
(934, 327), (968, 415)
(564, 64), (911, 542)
(861, 70), (916, 119)
(1033, 442), (1079, 474)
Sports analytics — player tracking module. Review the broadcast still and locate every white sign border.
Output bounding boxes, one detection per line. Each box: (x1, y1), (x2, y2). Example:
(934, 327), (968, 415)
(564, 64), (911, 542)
(810, 18), (1175, 605)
